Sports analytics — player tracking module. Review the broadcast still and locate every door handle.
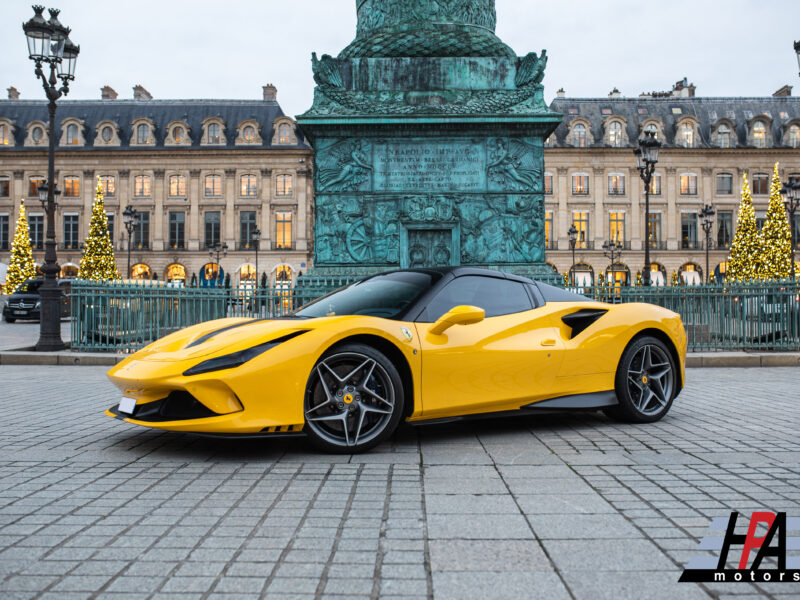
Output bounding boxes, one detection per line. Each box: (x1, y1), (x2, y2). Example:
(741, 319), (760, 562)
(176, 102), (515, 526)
(540, 338), (556, 347)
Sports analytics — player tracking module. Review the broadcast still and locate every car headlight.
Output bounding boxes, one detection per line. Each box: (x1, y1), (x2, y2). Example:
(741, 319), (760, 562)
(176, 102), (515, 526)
(35, 301), (41, 309)
(182, 330), (307, 376)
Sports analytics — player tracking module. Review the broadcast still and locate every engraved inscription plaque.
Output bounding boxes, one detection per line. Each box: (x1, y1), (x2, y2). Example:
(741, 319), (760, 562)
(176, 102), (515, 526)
(374, 140), (485, 192)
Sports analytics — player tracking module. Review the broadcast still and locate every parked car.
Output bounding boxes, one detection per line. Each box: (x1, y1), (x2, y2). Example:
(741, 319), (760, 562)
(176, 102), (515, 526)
(2, 278), (72, 323)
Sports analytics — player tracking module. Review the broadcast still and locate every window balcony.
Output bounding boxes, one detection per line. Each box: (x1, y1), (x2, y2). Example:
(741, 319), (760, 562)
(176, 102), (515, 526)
(271, 242), (296, 251)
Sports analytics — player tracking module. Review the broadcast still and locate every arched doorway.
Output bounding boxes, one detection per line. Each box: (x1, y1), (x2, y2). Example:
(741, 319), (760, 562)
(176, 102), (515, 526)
(649, 262), (667, 287)
(679, 262), (702, 285)
(130, 263), (152, 280)
(238, 264), (256, 290)
(165, 264), (186, 286)
(568, 262), (594, 287)
(200, 263), (223, 288)
(274, 265), (293, 313)
(607, 262), (630, 287)
(60, 263), (78, 278)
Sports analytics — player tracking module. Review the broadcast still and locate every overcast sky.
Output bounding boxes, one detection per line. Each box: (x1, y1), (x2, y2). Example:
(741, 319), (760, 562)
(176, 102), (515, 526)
(2, 0), (798, 116)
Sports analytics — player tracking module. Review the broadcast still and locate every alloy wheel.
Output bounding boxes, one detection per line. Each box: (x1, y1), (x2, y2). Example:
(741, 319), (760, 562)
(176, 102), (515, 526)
(625, 343), (674, 416)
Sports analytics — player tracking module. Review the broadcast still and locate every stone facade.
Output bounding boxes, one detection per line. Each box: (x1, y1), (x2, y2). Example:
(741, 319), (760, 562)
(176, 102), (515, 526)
(543, 84), (800, 284)
(0, 86), (313, 288)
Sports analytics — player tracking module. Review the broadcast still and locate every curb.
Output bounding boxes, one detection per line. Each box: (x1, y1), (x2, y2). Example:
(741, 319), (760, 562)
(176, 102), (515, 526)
(685, 353), (800, 368)
(0, 349), (124, 366)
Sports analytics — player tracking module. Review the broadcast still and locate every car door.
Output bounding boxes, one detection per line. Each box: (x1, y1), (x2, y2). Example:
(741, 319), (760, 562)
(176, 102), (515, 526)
(414, 275), (564, 419)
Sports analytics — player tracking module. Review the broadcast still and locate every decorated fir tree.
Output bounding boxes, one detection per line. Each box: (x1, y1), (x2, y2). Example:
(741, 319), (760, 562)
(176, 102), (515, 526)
(760, 163), (792, 280)
(726, 173), (762, 282)
(5, 200), (36, 294)
(78, 178), (119, 282)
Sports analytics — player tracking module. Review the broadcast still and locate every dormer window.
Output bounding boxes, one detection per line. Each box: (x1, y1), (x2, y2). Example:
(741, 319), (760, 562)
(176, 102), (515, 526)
(574, 123), (586, 147)
(101, 126), (113, 142)
(201, 118), (226, 146)
(173, 126), (185, 143)
(677, 123), (694, 148)
(66, 123), (79, 145)
(278, 124), (291, 144)
(787, 124), (800, 148)
(0, 123), (10, 146)
(752, 121), (766, 148)
(136, 123), (151, 144)
(717, 124), (731, 148)
(32, 126), (43, 143)
(243, 125), (255, 143)
(207, 123), (220, 144)
(608, 121), (623, 147)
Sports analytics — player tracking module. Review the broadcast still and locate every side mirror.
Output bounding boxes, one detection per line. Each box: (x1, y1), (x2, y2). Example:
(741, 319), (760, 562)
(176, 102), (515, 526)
(429, 305), (485, 336)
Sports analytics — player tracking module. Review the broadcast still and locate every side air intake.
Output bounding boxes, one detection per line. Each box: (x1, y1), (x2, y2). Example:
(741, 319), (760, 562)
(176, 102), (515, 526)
(562, 309), (608, 339)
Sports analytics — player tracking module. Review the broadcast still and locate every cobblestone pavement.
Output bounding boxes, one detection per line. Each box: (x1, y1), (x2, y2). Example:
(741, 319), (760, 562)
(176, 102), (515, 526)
(0, 319), (71, 351)
(0, 365), (799, 599)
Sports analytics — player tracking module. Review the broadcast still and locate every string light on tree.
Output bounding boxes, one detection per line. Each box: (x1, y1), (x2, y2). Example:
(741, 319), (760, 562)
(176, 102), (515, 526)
(77, 178), (119, 281)
(726, 173), (763, 282)
(760, 162), (792, 279)
(5, 200), (36, 294)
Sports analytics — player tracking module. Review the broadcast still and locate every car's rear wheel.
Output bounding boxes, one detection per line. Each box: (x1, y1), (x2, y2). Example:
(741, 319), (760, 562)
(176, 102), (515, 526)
(304, 343), (404, 453)
(606, 336), (677, 423)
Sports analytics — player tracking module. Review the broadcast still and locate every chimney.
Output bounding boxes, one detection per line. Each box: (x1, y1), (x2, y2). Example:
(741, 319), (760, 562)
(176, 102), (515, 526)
(773, 84), (793, 97)
(101, 85), (118, 100)
(133, 85), (153, 101)
(556, 88), (565, 98)
(263, 84), (277, 101)
(608, 87), (621, 98)
(7, 86), (20, 100)
(671, 77), (696, 97)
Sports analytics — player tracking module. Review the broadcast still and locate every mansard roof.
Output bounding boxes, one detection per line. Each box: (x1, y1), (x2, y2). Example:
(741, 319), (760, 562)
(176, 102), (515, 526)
(549, 96), (800, 148)
(0, 98), (309, 150)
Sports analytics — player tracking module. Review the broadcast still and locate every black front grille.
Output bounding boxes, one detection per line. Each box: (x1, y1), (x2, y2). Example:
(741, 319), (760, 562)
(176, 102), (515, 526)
(132, 391), (219, 422)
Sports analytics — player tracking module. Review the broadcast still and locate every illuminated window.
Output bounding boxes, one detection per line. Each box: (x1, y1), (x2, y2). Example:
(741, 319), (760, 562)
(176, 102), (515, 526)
(716, 173), (732, 195)
(0, 176), (9, 197)
(134, 175), (151, 197)
(64, 176), (80, 198)
(168, 212), (185, 249)
(275, 211), (293, 249)
(609, 212), (625, 243)
(239, 265), (256, 286)
(649, 174), (661, 195)
(680, 174), (697, 195)
(207, 123), (221, 144)
(276, 174), (293, 197)
(717, 124), (731, 148)
(572, 211), (589, 249)
(29, 177), (45, 198)
(752, 173), (769, 195)
(608, 174), (625, 196)
(543, 173), (553, 195)
(130, 263), (152, 280)
(165, 263), (186, 283)
(545, 210), (553, 248)
(752, 121), (766, 148)
(647, 213), (662, 249)
(66, 123), (79, 145)
(572, 174), (589, 195)
(241, 174), (257, 197)
(169, 175), (186, 196)
(278, 123), (292, 144)
(0, 124), (9, 145)
(243, 125), (255, 142)
(787, 124), (800, 148)
(573, 123), (587, 147)
(173, 126), (185, 143)
(99, 175), (115, 197)
(239, 211), (257, 249)
(205, 175), (222, 197)
(677, 123), (693, 147)
(608, 121), (623, 147)
(136, 124), (150, 144)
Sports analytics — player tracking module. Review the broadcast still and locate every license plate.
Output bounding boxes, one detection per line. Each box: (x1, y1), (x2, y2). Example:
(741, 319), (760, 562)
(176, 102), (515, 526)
(118, 397), (137, 414)
(13, 310), (27, 315)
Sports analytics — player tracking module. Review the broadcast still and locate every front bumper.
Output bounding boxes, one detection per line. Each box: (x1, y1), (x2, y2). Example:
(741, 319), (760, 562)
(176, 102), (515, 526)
(3, 306), (40, 320)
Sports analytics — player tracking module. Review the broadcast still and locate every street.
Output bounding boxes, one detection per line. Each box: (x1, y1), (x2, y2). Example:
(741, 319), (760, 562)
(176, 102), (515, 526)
(0, 364), (798, 599)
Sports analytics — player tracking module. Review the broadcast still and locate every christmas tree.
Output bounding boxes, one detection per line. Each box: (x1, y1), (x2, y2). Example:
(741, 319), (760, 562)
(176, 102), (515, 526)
(760, 163), (792, 280)
(78, 178), (119, 281)
(726, 173), (762, 282)
(4, 200), (36, 294)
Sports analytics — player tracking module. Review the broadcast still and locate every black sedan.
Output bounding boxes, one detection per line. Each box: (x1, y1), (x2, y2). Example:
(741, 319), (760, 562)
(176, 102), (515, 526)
(2, 278), (72, 323)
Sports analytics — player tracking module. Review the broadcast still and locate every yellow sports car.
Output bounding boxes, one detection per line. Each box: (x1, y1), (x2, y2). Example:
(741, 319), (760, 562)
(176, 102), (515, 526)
(106, 267), (686, 453)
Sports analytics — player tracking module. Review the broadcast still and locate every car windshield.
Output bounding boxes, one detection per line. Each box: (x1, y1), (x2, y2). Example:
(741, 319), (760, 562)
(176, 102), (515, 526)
(293, 271), (440, 320)
(16, 280), (43, 293)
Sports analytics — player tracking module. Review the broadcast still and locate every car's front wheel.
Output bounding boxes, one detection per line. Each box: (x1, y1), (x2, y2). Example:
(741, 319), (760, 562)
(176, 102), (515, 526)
(304, 343), (404, 453)
(606, 336), (677, 423)
(3, 317), (15, 323)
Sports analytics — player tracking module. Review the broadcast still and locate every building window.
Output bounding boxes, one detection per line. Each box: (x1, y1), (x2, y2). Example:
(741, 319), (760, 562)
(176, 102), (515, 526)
(241, 174), (257, 197)
(717, 210), (733, 249)
(106, 212), (114, 245)
(205, 175), (222, 197)
(752, 121), (766, 148)
(278, 123), (292, 144)
(130, 263), (151, 280)
(136, 123), (150, 144)
(204, 211), (221, 248)
(28, 214), (44, 249)
(572, 174), (589, 195)
(172, 126), (185, 143)
(64, 176), (80, 198)
(206, 123), (221, 144)
(609, 212), (625, 243)
(756, 211), (767, 231)
(680, 174), (697, 195)
(717, 124), (731, 148)
(573, 123), (587, 147)
(543, 173), (553, 195)
(788, 124), (800, 148)
(793, 214), (800, 249)
(0, 176), (9, 197)
(681, 212), (698, 249)
(545, 210), (553, 248)
(65, 123), (79, 145)
(716, 173), (733, 195)
(275, 211), (293, 249)
(99, 175), (115, 197)
(0, 124), (9, 145)
(239, 211), (257, 249)
(243, 125), (255, 143)
(32, 126), (43, 143)
(0, 214), (8, 250)
(572, 211), (589, 249)
(677, 123), (694, 147)
(276, 174), (293, 197)
(133, 211), (150, 249)
(752, 173), (769, 195)
(608, 121), (623, 147)
(134, 175), (151, 197)
(608, 174), (625, 196)
(648, 174), (661, 195)
(647, 213), (662, 249)
(101, 125), (113, 142)
(169, 175), (186, 197)
(63, 214), (79, 249)
(29, 177), (45, 198)
(169, 211), (185, 249)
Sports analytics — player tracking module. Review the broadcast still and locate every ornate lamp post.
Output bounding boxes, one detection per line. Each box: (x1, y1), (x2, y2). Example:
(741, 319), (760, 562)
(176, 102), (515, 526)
(251, 227), (261, 288)
(793, 40), (800, 77)
(208, 242), (228, 287)
(24, 5), (79, 351)
(602, 239), (624, 285)
(122, 206), (139, 279)
(780, 181), (800, 280)
(634, 127), (661, 287)
(567, 224), (578, 286)
(700, 204), (715, 284)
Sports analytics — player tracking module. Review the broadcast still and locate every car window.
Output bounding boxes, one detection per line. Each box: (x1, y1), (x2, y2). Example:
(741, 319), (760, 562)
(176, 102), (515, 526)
(420, 275), (533, 322)
(16, 280), (43, 293)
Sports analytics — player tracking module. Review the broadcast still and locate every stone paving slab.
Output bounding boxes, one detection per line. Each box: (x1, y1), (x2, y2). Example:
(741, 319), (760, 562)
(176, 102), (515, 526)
(0, 365), (799, 599)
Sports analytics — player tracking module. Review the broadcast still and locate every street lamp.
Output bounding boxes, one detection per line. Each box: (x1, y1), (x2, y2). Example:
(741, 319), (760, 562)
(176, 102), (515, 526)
(700, 204), (715, 284)
(23, 5), (79, 351)
(122, 206), (139, 279)
(780, 181), (800, 280)
(567, 224), (578, 286)
(794, 40), (800, 78)
(208, 242), (228, 287)
(635, 127), (661, 287)
(251, 227), (261, 288)
(602, 239), (624, 285)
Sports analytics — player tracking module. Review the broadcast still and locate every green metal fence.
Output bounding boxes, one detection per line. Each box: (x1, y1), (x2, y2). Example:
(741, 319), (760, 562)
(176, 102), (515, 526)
(70, 279), (800, 353)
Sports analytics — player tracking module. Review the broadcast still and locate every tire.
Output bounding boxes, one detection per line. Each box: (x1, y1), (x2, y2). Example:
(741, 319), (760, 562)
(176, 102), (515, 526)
(304, 343), (405, 453)
(4, 317), (15, 323)
(605, 335), (677, 423)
